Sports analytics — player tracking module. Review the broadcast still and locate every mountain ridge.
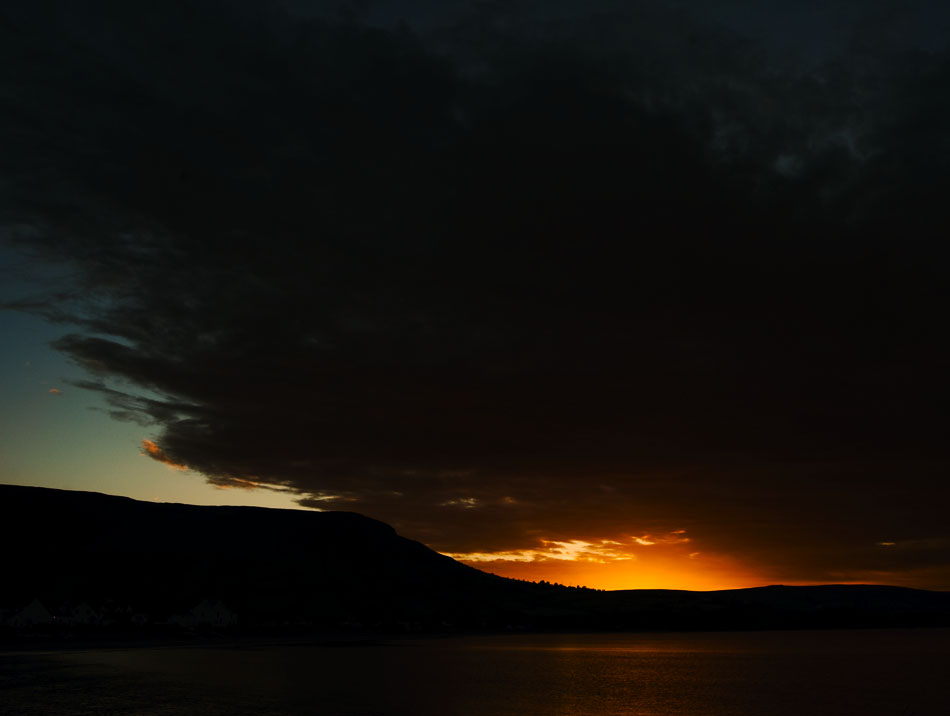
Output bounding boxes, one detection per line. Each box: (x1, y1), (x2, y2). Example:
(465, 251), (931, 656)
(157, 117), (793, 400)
(2, 484), (948, 635)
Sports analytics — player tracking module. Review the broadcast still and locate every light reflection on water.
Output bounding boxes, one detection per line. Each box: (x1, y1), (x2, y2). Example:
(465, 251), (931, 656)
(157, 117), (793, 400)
(3, 630), (949, 716)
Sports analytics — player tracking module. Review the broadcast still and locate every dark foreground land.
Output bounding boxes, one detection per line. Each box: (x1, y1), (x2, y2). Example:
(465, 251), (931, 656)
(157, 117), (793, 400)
(3, 484), (949, 644)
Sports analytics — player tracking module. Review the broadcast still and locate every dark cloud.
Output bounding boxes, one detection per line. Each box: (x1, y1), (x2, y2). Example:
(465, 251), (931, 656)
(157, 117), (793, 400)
(3, 0), (950, 586)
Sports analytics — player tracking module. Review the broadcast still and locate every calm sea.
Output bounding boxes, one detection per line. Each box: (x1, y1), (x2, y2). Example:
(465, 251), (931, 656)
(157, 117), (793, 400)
(3, 630), (949, 715)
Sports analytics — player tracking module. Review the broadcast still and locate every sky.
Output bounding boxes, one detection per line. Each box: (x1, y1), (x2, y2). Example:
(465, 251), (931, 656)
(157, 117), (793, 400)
(2, 0), (950, 591)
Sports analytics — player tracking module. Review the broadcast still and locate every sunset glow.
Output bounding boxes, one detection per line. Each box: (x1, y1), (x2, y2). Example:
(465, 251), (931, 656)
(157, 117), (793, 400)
(444, 532), (764, 591)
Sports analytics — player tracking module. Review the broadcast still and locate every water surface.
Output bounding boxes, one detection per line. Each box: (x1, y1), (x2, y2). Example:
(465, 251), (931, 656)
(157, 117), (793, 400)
(3, 630), (948, 715)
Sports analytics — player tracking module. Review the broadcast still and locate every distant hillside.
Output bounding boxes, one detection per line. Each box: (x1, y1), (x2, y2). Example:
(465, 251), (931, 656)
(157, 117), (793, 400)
(2, 485), (949, 635)
(0, 484), (522, 630)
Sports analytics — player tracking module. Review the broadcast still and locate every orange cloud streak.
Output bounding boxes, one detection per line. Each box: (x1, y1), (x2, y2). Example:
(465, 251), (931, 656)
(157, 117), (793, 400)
(212, 476), (266, 490)
(141, 439), (188, 471)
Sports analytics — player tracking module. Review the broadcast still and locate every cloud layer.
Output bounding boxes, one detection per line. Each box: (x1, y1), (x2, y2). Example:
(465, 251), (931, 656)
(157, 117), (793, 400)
(3, 0), (950, 587)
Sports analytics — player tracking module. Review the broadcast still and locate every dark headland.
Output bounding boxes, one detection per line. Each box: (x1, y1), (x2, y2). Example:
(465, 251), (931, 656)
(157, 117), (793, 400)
(2, 484), (948, 643)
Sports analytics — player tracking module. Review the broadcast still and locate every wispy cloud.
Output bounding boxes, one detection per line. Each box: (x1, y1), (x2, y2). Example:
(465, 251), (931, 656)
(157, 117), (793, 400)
(141, 440), (187, 472)
(445, 531), (694, 564)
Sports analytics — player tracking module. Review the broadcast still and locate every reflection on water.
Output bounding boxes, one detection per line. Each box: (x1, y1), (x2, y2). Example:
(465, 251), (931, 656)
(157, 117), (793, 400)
(3, 630), (949, 716)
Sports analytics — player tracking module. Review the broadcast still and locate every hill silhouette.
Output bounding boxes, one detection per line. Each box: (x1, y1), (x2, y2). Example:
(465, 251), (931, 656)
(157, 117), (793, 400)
(2, 485), (948, 635)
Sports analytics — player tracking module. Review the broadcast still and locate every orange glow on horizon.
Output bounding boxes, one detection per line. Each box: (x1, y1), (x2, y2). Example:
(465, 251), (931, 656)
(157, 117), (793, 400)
(460, 556), (765, 591)
(443, 531), (765, 591)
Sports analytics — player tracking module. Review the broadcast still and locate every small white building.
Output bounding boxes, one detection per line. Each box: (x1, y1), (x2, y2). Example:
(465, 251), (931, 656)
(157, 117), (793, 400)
(170, 600), (237, 627)
(10, 598), (54, 627)
(62, 602), (101, 626)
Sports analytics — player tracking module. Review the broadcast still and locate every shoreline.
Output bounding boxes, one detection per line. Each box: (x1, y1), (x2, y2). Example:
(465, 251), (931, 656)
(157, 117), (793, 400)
(4, 624), (950, 655)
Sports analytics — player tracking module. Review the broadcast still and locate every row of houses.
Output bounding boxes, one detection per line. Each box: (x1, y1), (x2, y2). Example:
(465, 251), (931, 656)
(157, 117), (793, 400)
(0, 598), (238, 629)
